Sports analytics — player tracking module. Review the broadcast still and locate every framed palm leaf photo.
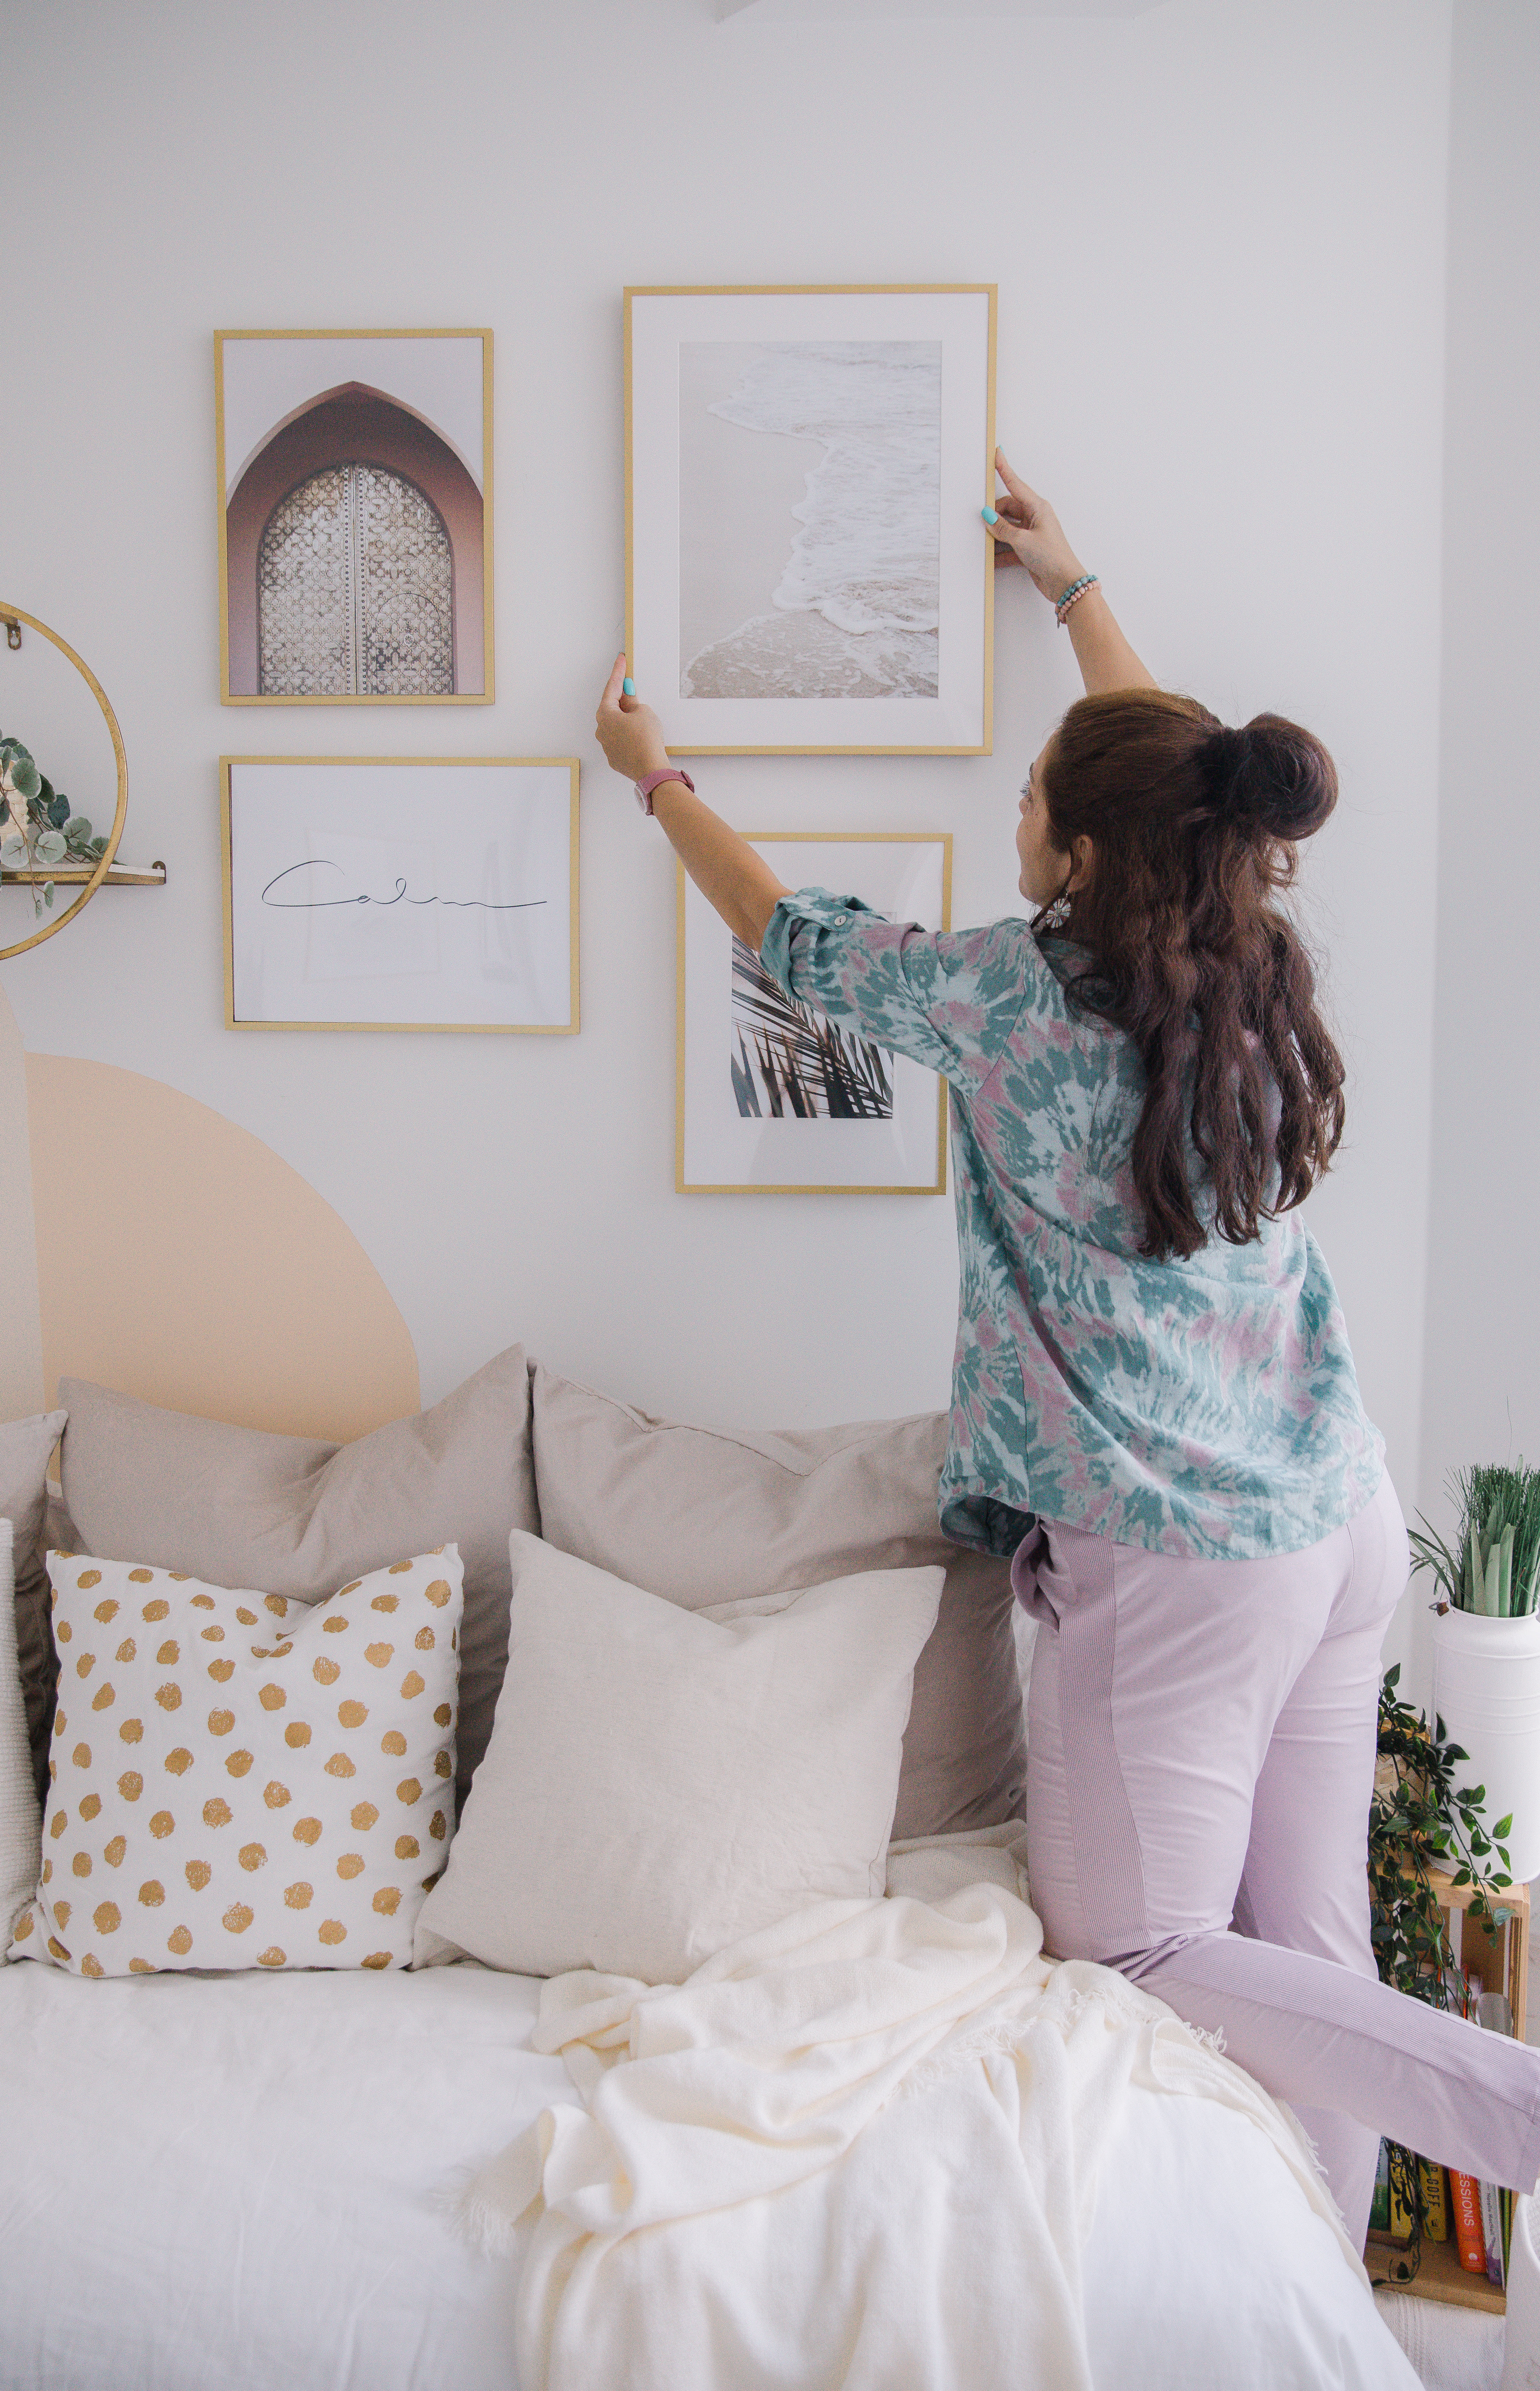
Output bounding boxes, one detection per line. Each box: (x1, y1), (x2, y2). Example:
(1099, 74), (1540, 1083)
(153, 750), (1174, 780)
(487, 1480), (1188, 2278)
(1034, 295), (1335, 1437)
(677, 833), (950, 1194)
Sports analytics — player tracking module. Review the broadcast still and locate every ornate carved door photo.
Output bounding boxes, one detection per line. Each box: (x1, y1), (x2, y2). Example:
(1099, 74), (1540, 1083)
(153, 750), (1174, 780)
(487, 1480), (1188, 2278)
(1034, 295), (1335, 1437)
(216, 331), (493, 704)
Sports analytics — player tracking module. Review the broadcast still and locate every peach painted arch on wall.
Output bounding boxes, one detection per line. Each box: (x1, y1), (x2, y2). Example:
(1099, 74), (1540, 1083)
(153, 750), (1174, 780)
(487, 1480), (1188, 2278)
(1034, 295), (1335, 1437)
(25, 1053), (419, 1443)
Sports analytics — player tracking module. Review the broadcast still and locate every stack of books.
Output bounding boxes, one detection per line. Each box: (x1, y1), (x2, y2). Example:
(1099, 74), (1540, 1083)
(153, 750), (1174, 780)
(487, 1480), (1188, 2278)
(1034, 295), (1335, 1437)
(1371, 1975), (1514, 2289)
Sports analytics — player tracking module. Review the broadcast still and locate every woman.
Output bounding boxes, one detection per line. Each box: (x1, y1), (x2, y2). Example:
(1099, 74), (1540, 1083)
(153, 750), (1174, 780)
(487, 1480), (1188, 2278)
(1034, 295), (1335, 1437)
(594, 453), (1540, 2244)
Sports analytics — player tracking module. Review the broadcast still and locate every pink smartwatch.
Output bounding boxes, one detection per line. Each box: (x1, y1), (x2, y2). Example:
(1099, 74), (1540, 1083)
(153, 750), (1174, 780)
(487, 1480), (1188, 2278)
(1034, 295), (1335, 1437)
(635, 766), (694, 816)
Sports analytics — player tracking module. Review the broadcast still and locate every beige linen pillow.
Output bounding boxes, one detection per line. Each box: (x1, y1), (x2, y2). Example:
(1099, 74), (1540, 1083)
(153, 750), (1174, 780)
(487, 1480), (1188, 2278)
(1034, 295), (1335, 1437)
(58, 1347), (537, 1802)
(529, 1365), (1025, 1840)
(1, 1408), (68, 1799)
(12, 1548), (462, 1977)
(414, 1532), (944, 1984)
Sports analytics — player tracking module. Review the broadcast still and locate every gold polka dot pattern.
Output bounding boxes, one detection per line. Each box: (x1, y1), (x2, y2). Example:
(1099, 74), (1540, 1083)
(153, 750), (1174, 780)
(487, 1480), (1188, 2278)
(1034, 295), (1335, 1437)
(12, 1549), (464, 1978)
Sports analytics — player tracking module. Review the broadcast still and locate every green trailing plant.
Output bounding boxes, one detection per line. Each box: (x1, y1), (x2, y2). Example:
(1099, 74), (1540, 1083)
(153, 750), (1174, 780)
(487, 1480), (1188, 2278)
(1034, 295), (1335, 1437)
(0, 731), (109, 919)
(1368, 1665), (1513, 2001)
(1368, 1669), (1518, 2285)
(1409, 1461), (1540, 1617)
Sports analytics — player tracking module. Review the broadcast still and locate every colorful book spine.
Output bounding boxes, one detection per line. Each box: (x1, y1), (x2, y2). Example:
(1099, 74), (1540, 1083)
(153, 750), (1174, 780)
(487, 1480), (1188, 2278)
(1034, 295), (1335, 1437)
(1369, 2141), (1390, 2234)
(1451, 2170), (1488, 2273)
(1471, 1976), (1515, 2286)
(1388, 2149), (1415, 2244)
(1417, 2159), (1449, 2243)
(1480, 2175), (1507, 2289)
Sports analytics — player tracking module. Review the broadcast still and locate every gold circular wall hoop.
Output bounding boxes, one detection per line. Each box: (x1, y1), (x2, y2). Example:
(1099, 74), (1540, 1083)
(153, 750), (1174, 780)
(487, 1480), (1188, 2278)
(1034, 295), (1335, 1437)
(0, 605), (129, 963)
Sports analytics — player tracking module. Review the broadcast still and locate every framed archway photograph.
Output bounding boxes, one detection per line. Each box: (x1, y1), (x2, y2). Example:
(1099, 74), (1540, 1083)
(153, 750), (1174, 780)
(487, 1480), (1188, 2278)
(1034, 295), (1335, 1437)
(216, 329), (493, 704)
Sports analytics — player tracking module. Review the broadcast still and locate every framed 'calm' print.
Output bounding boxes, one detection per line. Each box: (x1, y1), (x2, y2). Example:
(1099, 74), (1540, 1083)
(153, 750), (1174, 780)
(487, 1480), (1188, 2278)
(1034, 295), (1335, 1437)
(678, 834), (950, 1194)
(222, 757), (578, 1032)
(627, 286), (995, 755)
(216, 329), (493, 704)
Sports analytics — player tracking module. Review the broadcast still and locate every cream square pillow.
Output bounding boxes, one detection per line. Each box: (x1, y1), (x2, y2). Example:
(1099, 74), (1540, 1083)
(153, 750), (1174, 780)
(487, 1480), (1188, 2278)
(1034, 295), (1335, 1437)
(11, 1548), (463, 1977)
(528, 1364), (1026, 1840)
(414, 1531), (944, 1984)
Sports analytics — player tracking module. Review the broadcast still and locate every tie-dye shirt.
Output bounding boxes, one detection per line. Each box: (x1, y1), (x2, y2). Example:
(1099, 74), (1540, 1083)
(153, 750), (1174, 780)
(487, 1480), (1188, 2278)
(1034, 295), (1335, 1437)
(761, 888), (1385, 1561)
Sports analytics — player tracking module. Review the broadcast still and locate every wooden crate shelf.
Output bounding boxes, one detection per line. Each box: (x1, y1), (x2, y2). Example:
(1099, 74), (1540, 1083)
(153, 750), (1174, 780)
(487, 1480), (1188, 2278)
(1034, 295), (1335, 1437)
(1363, 1871), (1529, 2315)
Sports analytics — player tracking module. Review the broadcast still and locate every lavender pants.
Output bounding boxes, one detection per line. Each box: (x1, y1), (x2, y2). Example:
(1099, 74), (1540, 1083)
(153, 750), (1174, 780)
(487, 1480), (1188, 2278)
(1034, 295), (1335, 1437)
(1013, 1470), (1540, 2245)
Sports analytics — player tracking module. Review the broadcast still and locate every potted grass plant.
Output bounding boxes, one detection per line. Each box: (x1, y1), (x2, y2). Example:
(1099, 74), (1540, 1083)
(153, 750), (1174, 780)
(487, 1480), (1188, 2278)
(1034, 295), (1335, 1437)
(1411, 1463), (1540, 1884)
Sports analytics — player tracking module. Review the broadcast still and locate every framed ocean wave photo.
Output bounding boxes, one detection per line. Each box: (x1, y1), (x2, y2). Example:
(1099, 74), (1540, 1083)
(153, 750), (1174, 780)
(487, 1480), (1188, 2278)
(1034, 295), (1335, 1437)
(216, 329), (493, 704)
(221, 756), (578, 1032)
(677, 833), (950, 1194)
(626, 287), (995, 755)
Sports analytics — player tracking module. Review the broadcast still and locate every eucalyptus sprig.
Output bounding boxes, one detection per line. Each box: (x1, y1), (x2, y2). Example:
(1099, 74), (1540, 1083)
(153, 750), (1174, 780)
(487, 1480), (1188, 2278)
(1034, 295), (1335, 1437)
(1369, 1664), (1514, 2001)
(0, 731), (109, 918)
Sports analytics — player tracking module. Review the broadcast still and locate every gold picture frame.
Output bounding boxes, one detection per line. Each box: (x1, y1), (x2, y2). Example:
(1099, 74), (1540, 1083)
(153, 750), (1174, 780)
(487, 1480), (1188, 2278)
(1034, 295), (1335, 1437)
(676, 831), (952, 1194)
(216, 328), (495, 706)
(221, 755), (579, 1033)
(626, 284), (995, 757)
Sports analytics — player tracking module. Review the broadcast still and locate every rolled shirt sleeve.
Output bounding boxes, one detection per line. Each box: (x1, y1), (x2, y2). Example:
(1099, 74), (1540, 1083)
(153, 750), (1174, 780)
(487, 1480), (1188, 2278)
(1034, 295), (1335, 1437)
(760, 886), (1032, 1092)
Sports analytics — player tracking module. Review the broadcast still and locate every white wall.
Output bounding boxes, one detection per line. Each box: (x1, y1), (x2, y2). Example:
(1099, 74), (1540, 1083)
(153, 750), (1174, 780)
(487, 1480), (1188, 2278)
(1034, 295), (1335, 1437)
(1, 0), (1450, 1482)
(1410, 0), (1540, 1695)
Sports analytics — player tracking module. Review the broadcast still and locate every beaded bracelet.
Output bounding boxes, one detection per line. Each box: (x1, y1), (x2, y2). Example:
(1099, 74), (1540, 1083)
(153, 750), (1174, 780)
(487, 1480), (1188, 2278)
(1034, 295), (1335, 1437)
(1055, 573), (1099, 627)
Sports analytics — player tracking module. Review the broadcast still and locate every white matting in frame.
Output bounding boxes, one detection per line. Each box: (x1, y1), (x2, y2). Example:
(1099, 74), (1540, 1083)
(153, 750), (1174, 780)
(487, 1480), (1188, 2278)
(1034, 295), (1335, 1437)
(678, 835), (950, 1194)
(222, 757), (578, 1032)
(627, 287), (995, 755)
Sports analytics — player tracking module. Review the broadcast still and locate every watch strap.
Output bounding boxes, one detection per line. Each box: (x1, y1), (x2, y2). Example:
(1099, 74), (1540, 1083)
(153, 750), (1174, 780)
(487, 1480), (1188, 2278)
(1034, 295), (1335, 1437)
(635, 766), (695, 816)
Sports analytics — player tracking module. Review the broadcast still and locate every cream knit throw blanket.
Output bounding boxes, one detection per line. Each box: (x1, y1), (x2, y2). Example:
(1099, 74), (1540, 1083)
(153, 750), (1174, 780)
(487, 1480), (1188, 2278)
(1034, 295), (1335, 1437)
(463, 1881), (1360, 2391)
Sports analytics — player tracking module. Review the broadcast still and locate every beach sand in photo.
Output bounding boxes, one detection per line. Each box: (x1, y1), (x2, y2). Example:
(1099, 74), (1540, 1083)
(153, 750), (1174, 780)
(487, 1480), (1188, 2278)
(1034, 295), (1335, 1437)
(679, 343), (825, 686)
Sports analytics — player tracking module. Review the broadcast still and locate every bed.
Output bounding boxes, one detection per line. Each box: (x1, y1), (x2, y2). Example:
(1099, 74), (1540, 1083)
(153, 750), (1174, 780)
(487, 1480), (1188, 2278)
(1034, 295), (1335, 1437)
(0, 1350), (1449, 2388)
(1, 1948), (1418, 2391)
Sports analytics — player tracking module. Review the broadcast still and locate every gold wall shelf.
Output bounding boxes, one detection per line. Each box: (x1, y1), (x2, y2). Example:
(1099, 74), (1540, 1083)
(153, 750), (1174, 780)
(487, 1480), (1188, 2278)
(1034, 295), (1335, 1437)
(2, 860), (166, 888)
(0, 605), (157, 963)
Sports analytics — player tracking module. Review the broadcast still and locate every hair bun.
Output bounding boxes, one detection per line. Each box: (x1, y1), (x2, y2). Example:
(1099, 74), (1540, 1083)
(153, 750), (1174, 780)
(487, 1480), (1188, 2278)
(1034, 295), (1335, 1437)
(1208, 714), (1338, 842)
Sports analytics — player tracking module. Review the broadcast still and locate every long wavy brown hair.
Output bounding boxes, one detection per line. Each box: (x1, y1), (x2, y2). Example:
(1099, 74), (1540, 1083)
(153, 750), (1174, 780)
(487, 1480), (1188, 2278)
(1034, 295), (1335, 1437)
(1037, 688), (1346, 1263)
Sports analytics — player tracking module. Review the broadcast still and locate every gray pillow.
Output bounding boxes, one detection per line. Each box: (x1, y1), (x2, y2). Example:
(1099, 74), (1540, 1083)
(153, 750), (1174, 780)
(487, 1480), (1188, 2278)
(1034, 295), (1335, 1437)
(57, 1348), (538, 1801)
(0, 1408), (68, 1802)
(529, 1364), (1026, 1840)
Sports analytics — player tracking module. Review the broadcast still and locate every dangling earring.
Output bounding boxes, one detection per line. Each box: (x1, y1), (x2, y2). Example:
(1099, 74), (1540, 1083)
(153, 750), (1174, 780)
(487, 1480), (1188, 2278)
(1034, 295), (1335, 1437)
(1039, 878), (1073, 932)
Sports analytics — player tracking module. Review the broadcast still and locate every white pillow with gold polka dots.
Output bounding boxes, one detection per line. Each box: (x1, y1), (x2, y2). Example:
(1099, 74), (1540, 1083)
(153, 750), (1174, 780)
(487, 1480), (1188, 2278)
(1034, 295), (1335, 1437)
(9, 1547), (463, 1978)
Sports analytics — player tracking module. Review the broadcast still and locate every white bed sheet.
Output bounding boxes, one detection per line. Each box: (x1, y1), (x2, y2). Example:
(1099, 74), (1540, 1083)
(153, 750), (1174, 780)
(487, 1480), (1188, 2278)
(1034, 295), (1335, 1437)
(0, 1957), (1415, 2390)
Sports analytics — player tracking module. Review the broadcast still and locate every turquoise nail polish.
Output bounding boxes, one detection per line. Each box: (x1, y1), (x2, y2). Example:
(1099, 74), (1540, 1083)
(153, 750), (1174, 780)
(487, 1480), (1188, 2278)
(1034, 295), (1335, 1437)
(981, 505), (999, 526)
(622, 677), (636, 697)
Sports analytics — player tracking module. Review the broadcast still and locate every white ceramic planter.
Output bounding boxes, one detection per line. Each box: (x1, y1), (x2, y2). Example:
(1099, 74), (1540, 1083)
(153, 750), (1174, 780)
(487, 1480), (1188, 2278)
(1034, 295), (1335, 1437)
(1431, 1603), (1540, 1886)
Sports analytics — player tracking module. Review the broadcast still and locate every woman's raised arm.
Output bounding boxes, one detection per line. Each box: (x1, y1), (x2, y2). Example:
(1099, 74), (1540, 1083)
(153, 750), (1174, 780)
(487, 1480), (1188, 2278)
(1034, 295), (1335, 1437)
(594, 655), (789, 951)
(983, 451), (1157, 698)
